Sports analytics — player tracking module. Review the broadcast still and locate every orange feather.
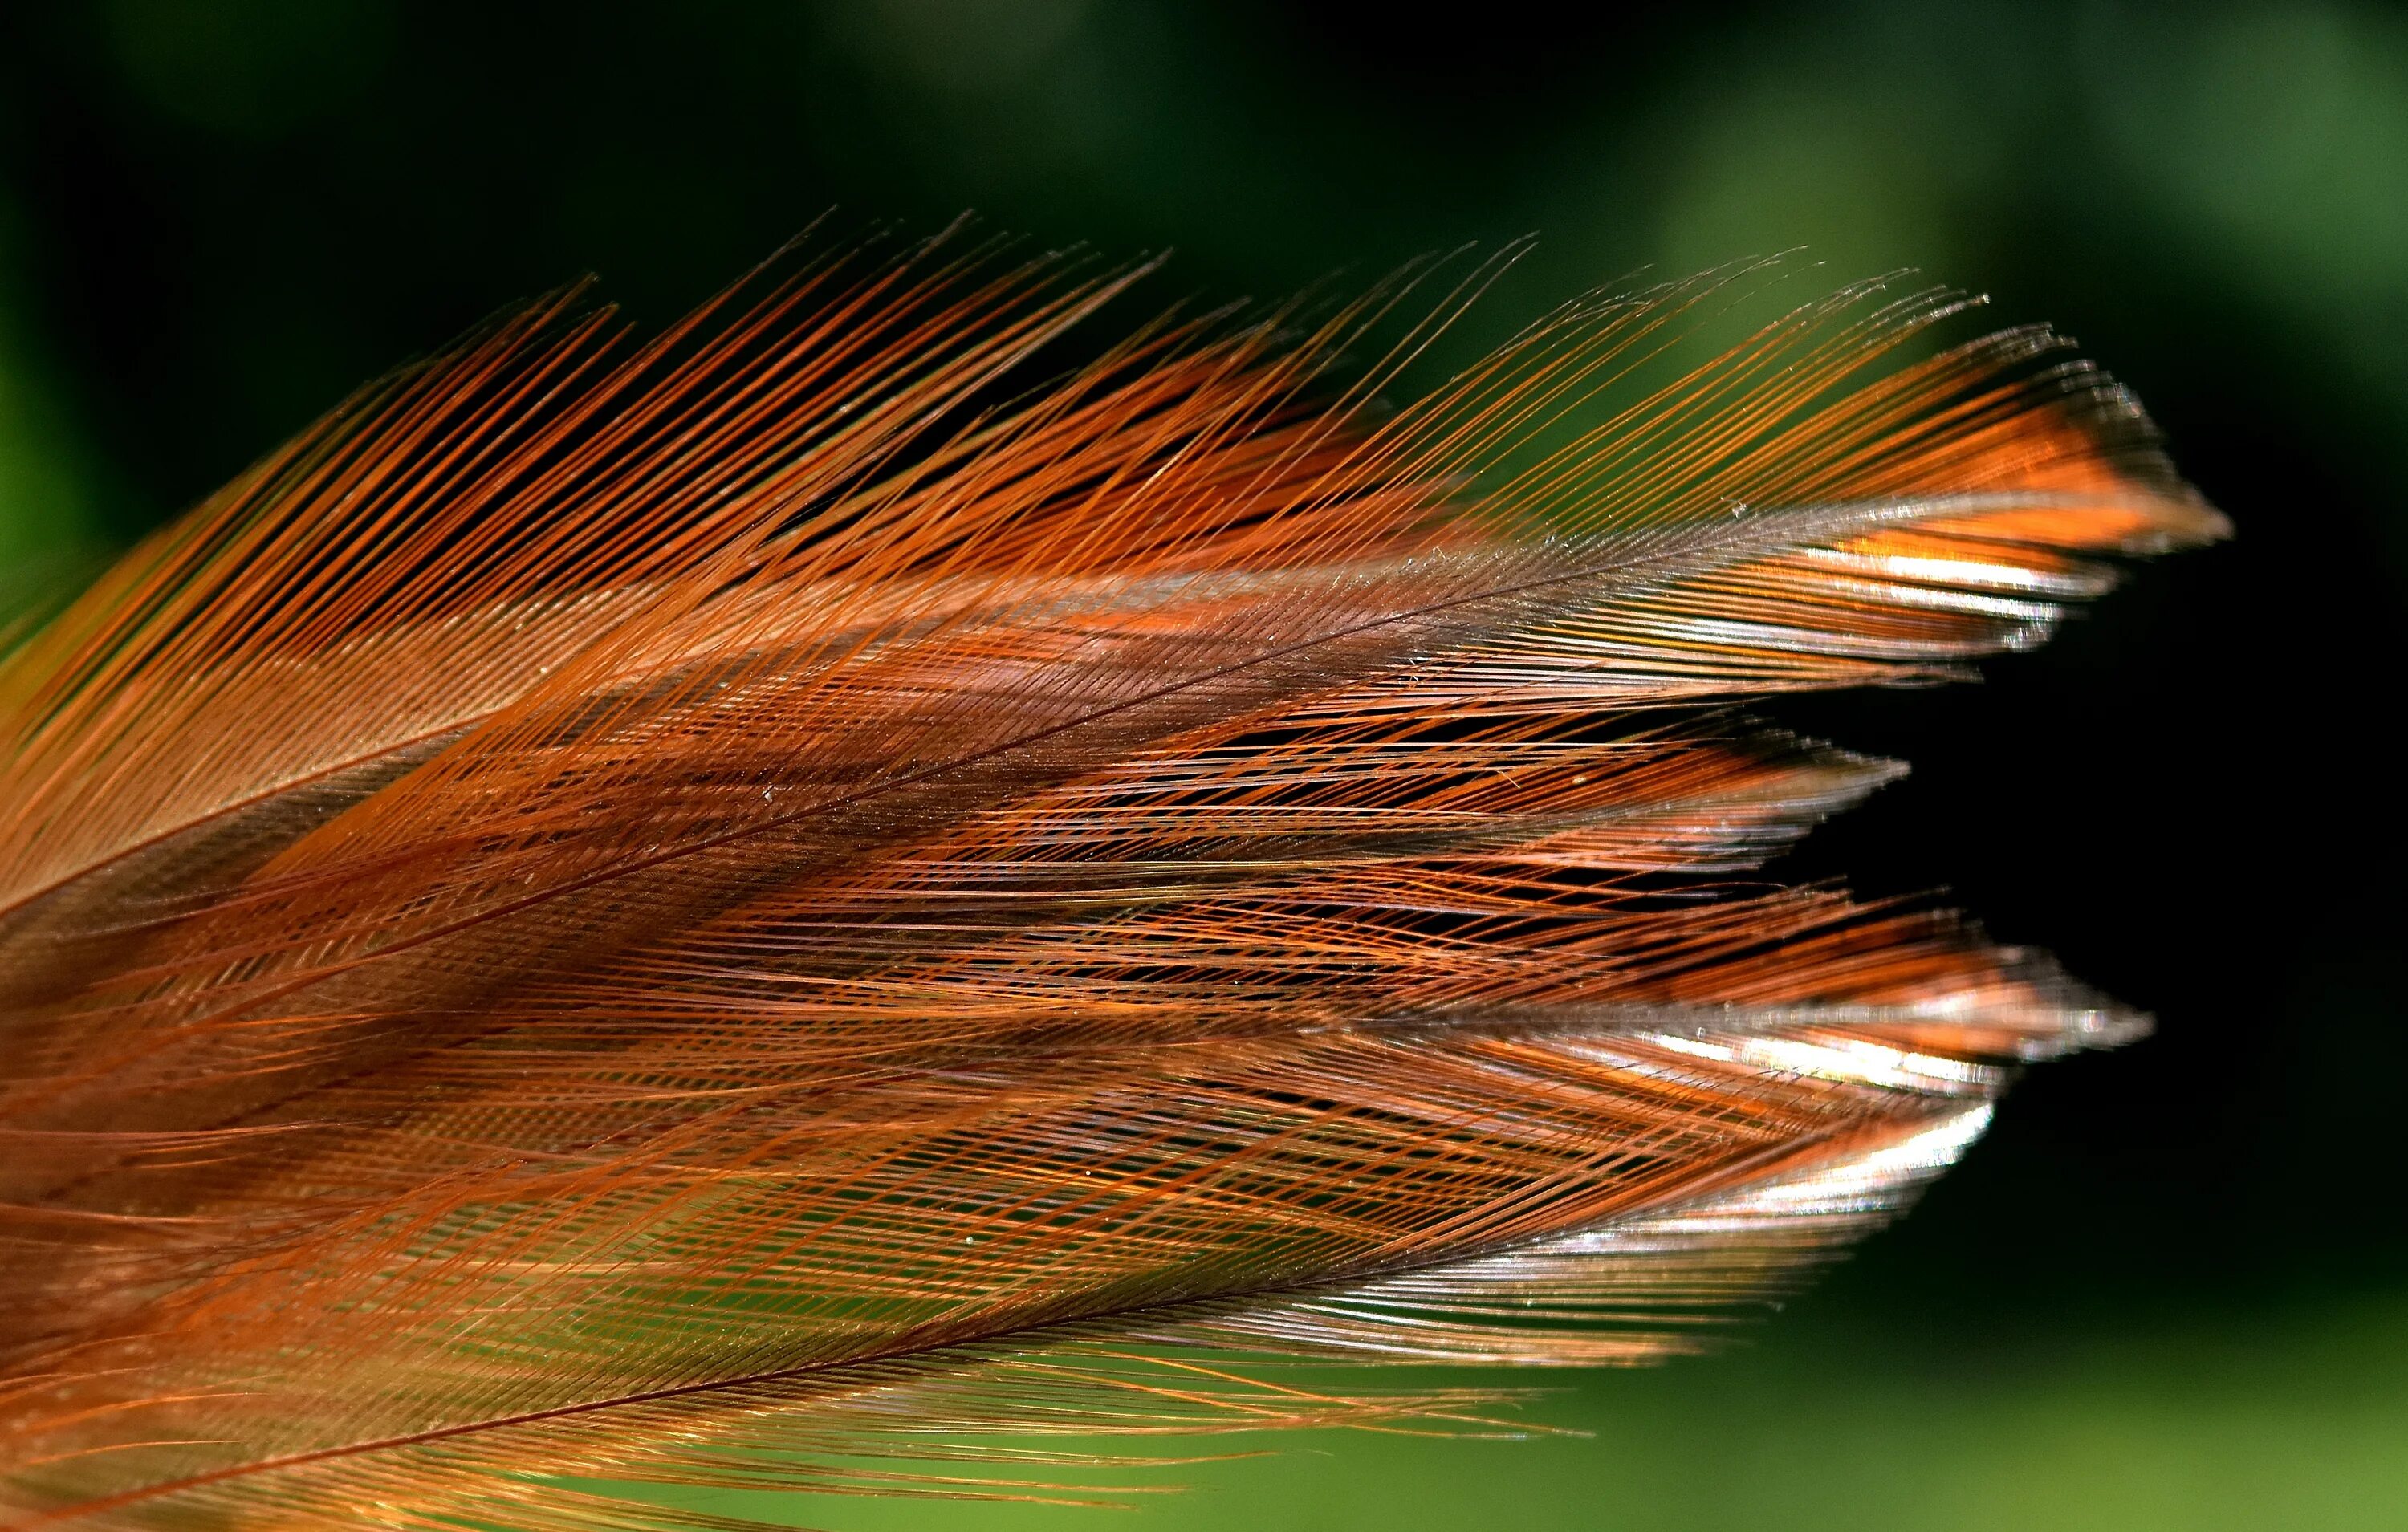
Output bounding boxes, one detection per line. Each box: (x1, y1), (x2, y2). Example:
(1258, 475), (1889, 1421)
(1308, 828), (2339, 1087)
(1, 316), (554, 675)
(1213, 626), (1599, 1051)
(0, 230), (2222, 1529)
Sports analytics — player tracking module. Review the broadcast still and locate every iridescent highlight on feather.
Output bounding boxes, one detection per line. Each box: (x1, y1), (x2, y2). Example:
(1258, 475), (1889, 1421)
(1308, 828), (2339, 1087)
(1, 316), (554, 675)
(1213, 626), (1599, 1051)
(0, 230), (2222, 1530)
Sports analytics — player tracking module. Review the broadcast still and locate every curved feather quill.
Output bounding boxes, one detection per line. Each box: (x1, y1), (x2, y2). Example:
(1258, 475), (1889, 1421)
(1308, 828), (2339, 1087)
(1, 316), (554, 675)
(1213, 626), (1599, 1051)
(0, 230), (2222, 1530)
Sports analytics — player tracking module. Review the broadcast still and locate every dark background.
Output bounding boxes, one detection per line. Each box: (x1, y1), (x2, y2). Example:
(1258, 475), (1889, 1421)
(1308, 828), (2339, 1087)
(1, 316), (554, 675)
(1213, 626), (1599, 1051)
(2, 3), (2401, 1527)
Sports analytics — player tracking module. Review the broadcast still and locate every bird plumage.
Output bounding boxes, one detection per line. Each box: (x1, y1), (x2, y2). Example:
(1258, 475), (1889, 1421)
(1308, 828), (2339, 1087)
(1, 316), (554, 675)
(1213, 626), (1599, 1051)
(0, 231), (2221, 1530)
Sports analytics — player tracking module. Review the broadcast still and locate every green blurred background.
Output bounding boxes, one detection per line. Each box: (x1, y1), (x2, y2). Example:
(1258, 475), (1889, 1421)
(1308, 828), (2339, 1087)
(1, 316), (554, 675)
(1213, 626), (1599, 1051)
(1, 2), (2402, 1526)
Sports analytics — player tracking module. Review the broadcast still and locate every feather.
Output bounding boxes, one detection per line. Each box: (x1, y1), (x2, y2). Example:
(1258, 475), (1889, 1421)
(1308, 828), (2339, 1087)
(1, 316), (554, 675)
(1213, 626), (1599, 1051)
(0, 230), (2223, 1530)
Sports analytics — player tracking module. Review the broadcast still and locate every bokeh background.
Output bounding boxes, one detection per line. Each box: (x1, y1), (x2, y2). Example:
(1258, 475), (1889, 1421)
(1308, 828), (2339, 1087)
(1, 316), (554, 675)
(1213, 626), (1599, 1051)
(2, 2), (2402, 1527)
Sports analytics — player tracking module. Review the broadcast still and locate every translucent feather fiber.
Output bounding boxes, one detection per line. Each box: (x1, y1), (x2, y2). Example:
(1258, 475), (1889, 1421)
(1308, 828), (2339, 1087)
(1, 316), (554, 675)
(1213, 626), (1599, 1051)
(0, 232), (2222, 1530)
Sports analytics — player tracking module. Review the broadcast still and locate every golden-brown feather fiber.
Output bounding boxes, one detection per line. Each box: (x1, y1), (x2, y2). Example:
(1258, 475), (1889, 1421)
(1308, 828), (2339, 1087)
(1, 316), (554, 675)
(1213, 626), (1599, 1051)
(0, 230), (2221, 1530)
